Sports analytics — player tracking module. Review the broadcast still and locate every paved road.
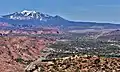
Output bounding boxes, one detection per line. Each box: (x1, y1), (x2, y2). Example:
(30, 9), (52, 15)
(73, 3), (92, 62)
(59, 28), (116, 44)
(25, 53), (50, 71)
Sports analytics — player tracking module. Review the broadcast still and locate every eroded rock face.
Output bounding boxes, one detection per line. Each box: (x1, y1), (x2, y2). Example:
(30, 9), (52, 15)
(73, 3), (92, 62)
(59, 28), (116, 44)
(0, 28), (60, 36)
(0, 36), (55, 72)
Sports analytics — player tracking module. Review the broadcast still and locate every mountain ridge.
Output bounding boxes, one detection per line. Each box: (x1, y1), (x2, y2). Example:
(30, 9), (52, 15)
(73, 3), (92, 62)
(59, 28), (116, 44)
(0, 10), (120, 28)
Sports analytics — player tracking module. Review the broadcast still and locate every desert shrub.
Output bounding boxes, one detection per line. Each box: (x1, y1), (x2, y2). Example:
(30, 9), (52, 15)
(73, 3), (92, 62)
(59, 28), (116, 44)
(15, 57), (24, 63)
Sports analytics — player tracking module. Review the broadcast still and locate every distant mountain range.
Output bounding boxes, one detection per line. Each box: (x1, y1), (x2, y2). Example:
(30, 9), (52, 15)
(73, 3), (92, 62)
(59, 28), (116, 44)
(0, 10), (120, 29)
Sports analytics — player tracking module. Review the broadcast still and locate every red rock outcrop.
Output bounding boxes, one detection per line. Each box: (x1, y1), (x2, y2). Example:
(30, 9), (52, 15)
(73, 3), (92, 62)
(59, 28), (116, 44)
(0, 36), (55, 72)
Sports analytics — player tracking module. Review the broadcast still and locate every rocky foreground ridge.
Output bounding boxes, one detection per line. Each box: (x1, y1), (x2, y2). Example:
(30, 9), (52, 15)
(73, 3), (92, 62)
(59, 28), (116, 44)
(26, 55), (120, 72)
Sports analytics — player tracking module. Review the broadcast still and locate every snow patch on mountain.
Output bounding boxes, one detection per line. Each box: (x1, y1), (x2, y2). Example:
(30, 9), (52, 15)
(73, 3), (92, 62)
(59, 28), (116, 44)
(21, 10), (37, 15)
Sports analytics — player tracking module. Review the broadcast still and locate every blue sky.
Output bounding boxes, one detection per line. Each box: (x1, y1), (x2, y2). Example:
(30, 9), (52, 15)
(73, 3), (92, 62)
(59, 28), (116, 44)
(0, 0), (120, 23)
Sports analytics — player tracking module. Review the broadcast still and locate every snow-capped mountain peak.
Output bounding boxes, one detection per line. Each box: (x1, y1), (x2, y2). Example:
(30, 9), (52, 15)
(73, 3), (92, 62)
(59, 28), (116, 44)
(21, 10), (37, 15)
(2, 10), (54, 20)
(1, 10), (66, 24)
